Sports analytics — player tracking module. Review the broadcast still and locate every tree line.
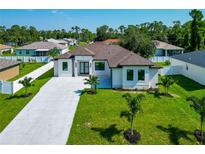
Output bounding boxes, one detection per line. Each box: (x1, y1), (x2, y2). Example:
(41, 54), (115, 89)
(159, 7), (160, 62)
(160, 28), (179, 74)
(0, 9), (204, 57)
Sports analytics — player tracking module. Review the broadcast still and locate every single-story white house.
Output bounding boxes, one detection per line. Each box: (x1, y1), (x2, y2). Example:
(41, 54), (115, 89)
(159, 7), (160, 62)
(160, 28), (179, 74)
(54, 43), (161, 89)
(63, 38), (77, 46)
(171, 51), (205, 85)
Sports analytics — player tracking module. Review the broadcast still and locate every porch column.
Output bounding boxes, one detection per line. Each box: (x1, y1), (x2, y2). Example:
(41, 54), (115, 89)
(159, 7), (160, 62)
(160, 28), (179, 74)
(74, 60), (78, 77)
(165, 50), (168, 57)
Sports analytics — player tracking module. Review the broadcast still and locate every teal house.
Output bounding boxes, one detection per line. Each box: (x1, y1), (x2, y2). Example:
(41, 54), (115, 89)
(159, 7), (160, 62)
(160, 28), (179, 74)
(16, 41), (68, 56)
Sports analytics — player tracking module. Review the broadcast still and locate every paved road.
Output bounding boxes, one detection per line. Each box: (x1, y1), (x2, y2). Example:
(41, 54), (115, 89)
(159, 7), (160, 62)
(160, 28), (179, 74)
(0, 77), (88, 145)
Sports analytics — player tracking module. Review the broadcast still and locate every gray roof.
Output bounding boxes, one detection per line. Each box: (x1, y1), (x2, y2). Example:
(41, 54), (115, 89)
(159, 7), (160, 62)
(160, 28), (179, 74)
(0, 59), (20, 71)
(47, 38), (68, 44)
(172, 50), (205, 68)
(153, 40), (184, 50)
(55, 43), (160, 68)
(17, 42), (67, 50)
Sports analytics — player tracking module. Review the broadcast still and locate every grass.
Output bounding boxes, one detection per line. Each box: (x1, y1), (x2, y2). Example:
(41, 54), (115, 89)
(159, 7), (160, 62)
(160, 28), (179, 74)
(67, 75), (205, 145)
(154, 62), (170, 67)
(0, 69), (53, 132)
(8, 63), (45, 81)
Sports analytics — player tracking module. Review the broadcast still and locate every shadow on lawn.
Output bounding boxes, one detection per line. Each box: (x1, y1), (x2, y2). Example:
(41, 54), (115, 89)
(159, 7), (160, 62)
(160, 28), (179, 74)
(91, 124), (122, 142)
(156, 124), (193, 145)
(169, 75), (205, 91)
(5, 93), (32, 100)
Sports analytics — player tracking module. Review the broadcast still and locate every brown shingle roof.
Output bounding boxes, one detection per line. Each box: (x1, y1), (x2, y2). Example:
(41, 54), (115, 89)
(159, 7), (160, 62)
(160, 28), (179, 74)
(0, 59), (20, 71)
(153, 40), (184, 50)
(55, 43), (157, 68)
(17, 42), (67, 50)
(0, 44), (13, 50)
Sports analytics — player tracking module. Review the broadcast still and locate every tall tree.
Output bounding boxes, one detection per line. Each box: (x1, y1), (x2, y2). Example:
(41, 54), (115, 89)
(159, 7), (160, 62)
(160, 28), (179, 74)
(189, 9), (204, 50)
(121, 25), (156, 58)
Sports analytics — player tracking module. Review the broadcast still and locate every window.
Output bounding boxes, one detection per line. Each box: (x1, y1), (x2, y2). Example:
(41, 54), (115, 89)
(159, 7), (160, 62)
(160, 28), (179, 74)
(62, 62), (68, 71)
(95, 62), (105, 71)
(26, 50), (29, 54)
(19, 51), (22, 54)
(138, 70), (145, 81)
(127, 69), (134, 81)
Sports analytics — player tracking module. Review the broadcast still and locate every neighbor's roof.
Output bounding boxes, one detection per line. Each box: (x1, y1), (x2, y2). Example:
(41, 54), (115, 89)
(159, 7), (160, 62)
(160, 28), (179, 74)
(153, 40), (184, 50)
(17, 42), (67, 50)
(0, 59), (20, 71)
(172, 50), (205, 68)
(47, 38), (67, 44)
(55, 43), (159, 68)
(103, 39), (120, 43)
(0, 44), (13, 50)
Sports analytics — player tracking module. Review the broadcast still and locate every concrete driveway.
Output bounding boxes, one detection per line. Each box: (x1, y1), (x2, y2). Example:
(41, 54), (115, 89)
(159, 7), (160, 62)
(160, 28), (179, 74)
(0, 77), (88, 145)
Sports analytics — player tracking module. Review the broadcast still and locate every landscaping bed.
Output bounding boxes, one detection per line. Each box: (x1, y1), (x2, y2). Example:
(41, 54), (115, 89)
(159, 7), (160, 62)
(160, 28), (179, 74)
(67, 75), (205, 145)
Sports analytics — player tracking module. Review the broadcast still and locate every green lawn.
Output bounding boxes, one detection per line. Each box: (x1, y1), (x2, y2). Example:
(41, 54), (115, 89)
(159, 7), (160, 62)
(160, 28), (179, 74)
(154, 62), (170, 67)
(8, 63), (45, 81)
(0, 69), (53, 132)
(67, 75), (205, 145)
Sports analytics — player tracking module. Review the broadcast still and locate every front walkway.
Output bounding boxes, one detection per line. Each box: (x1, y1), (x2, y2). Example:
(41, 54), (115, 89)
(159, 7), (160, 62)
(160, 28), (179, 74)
(0, 77), (88, 145)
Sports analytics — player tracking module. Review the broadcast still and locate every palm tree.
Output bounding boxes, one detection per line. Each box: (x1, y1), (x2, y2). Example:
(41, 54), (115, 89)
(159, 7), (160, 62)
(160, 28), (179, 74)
(121, 93), (145, 135)
(187, 95), (205, 144)
(48, 48), (60, 59)
(84, 75), (100, 94)
(157, 76), (175, 96)
(18, 77), (33, 96)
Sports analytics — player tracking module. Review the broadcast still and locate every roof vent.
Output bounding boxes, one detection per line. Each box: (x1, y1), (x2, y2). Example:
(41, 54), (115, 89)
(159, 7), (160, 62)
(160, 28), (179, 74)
(188, 57), (191, 61)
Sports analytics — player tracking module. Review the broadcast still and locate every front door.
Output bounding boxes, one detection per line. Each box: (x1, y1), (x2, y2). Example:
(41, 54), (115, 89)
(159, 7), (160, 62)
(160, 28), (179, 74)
(80, 62), (89, 75)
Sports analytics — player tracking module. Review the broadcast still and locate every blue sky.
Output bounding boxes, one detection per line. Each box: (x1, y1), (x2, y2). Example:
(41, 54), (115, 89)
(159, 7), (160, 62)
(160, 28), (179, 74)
(0, 9), (204, 32)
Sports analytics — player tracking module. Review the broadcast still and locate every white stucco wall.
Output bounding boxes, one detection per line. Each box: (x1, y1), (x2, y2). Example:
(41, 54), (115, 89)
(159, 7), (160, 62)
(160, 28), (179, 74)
(122, 66), (150, 90)
(149, 69), (159, 88)
(112, 68), (122, 88)
(57, 59), (73, 77)
(92, 60), (111, 77)
(74, 56), (93, 76)
(54, 60), (58, 76)
(171, 58), (205, 85)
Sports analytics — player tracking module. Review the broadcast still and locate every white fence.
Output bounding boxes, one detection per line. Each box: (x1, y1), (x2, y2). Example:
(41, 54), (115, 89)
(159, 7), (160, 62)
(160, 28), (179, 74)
(150, 56), (170, 62)
(0, 62), (53, 94)
(0, 56), (51, 63)
(159, 65), (182, 75)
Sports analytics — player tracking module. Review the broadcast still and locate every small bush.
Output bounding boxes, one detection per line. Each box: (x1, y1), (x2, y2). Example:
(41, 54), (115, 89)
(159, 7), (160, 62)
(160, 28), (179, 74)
(165, 60), (171, 66)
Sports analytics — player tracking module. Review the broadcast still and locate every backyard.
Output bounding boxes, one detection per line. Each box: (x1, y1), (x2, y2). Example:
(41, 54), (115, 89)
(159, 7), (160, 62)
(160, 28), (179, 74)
(8, 62), (45, 81)
(67, 75), (205, 145)
(0, 69), (53, 132)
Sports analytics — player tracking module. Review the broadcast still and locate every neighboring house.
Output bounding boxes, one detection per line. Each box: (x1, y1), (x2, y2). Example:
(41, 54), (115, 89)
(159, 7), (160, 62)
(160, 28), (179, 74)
(0, 59), (20, 80)
(0, 44), (14, 55)
(47, 38), (68, 47)
(171, 51), (205, 85)
(16, 42), (68, 56)
(54, 43), (160, 89)
(63, 38), (77, 46)
(103, 39), (120, 44)
(151, 40), (184, 62)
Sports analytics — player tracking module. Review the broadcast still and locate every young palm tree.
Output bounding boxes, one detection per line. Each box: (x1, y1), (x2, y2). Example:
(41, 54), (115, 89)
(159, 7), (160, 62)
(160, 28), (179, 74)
(157, 76), (175, 96)
(187, 95), (205, 144)
(18, 77), (33, 96)
(48, 48), (60, 59)
(84, 75), (100, 94)
(121, 93), (145, 135)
